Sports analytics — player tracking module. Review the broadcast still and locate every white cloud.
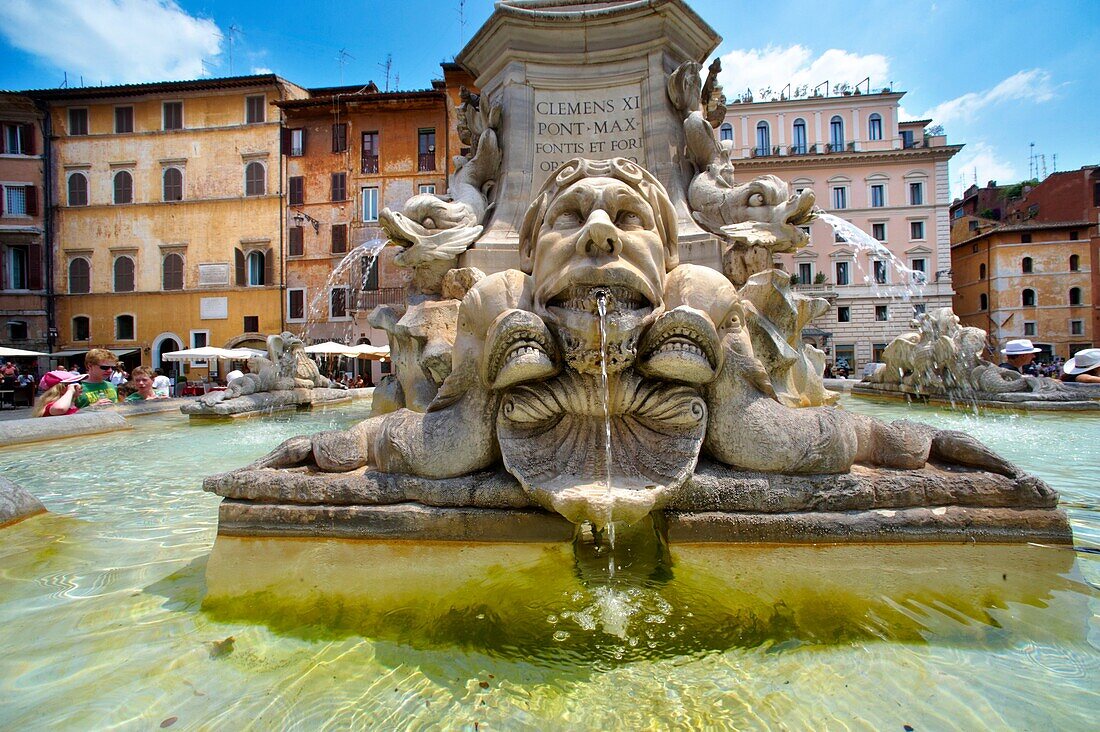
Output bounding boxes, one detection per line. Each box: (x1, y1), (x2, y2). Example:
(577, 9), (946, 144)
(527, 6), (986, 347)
(922, 69), (1055, 126)
(949, 141), (1022, 199)
(717, 45), (891, 100)
(0, 0), (222, 84)
(251, 67), (273, 75)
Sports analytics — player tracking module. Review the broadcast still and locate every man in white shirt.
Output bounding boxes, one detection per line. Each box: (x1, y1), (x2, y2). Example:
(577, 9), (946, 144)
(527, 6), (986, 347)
(152, 369), (172, 398)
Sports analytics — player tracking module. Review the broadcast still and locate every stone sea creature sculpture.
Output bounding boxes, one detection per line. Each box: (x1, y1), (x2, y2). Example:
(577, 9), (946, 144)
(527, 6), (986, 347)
(254, 158), (1024, 528)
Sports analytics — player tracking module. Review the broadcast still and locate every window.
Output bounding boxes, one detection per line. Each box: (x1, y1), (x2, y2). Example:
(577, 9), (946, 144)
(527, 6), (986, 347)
(1022, 288), (1036, 307)
(1021, 233), (1032, 244)
(163, 167), (183, 201)
(875, 305), (889, 321)
(837, 306), (851, 323)
(755, 121), (770, 156)
(910, 220), (925, 240)
(361, 131), (379, 173)
(245, 162), (265, 196)
(243, 315), (259, 333)
(1071, 320), (1084, 335)
(287, 288), (306, 321)
(418, 184), (436, 194)
(69, 108), (88, 136)
(979, 293), (988, 311)
(114, 106), (134, 133)
(245, 95), (266, 124)
(115, 314), (135, 340)
(913, 303), (926, 316)
(68, 258), (90, 293)
(3, 123), (34, 154)
(4, 185), (27, 215)
(900, 129), (914, 148)
(835, 261), (850, 285)
(719, 123), (733, 142)
(870, 184), (885, 207)
(798, 262), (812, 283)
(289, 176), (304, 205)
(872, 222), (886, 241)
(288, 226), (304, 256)
(331, 172), (346, 202)
(113, 170), (133, 204)
(1070, 231), (1079, 241)
(1024, 321), (1036, 337)
(6, 245), (28, 289)
(331, 223), (347, 254)
(362, 256), (379, 290)
(289, 128), (304, 156)
(113, 256), (135, 292)
(362, 186), (379, 222)
(910, 258), (927, 284)
(1070, 254), (1080, 271)
(868, 113), (882, 141)
(979, 263), (986, 280)
(247, 250), (266, 286)
(162, 253), (183, 290)
(72, 316), (90, 341)
(873, 260), (888, 284)
(829, 115), (844, 150)
(7, 320), (27, 341)
(163, 101), (183, 131)
(418, 129), (436, 171)
(332, 123), (348, 153)
(330, 286), (349, 319)
(908, 181), (923, 205)
(831, 186), (847, 210)
(791, 119), (807, 154)
(834, 231), (845, 243)
(1069, 287), (1082, 306)
(1021, 256), (1033, 274)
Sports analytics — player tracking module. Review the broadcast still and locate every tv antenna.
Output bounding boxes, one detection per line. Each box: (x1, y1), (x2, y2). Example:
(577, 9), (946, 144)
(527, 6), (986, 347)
(336, 48), (355, 85)
(378, 53), (393, 92)
(458, 0), (468, 43)
(226, 24), (243, 75)
(1028, 142), (1035, 179)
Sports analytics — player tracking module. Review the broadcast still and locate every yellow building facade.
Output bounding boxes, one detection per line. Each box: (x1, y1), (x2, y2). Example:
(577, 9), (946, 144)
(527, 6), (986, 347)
(33, 75), (306, 375)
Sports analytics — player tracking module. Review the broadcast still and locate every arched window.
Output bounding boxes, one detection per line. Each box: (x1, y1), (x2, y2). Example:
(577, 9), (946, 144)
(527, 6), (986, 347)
(1069, 254), (1080, 271)
(830, 115), (845, 150)
(1069, 287), (1082, 305)
(979, 263), (986, 280)
(868, 113), (883, 141)
(719, 123), (733, 142)
(163, 167), (183, 201)
(113, 256), (135, 293)
(72, 316), (90, 341)
(755, 121), (770, 156)
(68, 257), (90, 294)
(791, 118), (807, 154)
(162, 253), (184, 291)
(67, 172), (88, 206)
(245, 162), (265, 196)
(113, 170), (133, 204)
(1022, 256), (1033, 273)
(979, 293), (988, 311)
(115, 314), (135, 340)
(1022, 288), (1036, 307)
(247, 250), (266, 286)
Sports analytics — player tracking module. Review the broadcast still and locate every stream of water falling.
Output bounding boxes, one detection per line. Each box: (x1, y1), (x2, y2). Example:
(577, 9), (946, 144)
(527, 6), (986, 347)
(814, 210), (927, 303)
(595, 292), (616, 567)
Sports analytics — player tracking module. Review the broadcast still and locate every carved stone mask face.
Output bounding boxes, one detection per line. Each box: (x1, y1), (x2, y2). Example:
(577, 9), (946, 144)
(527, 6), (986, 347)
(528, 177), (667, 374)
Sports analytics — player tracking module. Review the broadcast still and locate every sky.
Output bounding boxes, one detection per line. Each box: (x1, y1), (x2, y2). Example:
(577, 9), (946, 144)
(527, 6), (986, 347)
(1, 0), (1095, 199)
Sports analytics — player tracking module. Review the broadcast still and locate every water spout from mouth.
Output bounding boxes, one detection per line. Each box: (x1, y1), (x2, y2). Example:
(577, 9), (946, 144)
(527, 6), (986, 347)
(595, 290), (616, 567)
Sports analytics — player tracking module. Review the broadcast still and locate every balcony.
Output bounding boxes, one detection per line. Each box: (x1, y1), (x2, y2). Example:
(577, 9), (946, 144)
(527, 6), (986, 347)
(793, 282), (837, 300)
(353, 287), (406, 311)
(418, 153), (436, 172)
(361, 154), (379, 174)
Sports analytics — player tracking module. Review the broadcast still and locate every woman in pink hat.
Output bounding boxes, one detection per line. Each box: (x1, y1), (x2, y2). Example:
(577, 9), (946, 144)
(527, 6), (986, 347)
(33, 370), (88, 417)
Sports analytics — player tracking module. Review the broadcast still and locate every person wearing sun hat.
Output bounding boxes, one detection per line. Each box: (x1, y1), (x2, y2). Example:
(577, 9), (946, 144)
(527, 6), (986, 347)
(1060, 348), (1100, 384)
(33, 370), (88, 417)
(998, 338), (1042, 375)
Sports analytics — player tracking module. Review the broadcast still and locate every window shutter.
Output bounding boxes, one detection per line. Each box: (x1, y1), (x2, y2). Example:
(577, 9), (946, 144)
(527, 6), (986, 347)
(0, 186), (5, 216)
(23, 124), (35, 155)
(25, 185), (38, 216)
(288, 226), (304, 256)
(28, 244), (43, 290)
(281, 127), (291, 155)
(235, 248), (245, 286)
(264, 247), (274, 286)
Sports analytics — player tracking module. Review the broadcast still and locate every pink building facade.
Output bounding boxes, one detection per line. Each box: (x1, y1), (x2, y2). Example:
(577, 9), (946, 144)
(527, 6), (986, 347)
(722, 91), (960, 370)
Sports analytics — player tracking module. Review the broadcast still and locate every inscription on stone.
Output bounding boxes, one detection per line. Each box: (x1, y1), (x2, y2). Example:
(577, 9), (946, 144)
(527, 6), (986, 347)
(532, 84), (644, 185)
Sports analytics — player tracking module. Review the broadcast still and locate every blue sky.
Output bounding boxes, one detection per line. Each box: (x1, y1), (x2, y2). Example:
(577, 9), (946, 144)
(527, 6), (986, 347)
(1, 0), (1096, 198)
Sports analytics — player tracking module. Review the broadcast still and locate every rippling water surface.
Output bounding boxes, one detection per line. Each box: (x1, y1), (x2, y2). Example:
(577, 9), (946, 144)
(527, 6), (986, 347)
(0, 398), (1097, 729)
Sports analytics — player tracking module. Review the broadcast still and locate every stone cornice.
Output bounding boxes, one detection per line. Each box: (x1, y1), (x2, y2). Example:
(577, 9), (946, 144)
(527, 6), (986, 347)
(732, 145), (964, 170)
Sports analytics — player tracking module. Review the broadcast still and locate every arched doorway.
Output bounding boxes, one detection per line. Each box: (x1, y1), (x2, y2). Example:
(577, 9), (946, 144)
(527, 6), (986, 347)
(152, 333), (183, 392)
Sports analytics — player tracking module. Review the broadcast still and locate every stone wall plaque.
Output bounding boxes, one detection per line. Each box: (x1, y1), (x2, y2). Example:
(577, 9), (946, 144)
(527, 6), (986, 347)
(199, 263), (230, 287)
(200, 297), (229, 320)
(532, 83), (645, 188)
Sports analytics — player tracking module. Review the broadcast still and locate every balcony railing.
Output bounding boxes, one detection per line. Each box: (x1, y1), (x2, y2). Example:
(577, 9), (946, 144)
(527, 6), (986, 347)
(361, 154), (379, 174)
(793, 282), (837, 299)
(353, 287), (406, 311)
(417, 153), (436, 172)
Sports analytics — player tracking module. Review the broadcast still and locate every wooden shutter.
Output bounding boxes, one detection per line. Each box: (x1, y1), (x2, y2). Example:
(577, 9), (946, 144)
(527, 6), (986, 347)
(263, 247), (274, 286)
(25, 186), (37, 216)
(27, 243), (43, 291)
(289, 176), (304, 205)
(280, 127), (291, 155)
(234, 248), (245, 286)
(288, 226), (304, 256)
(23, 124), (35, 155)
(331, 223), (347, 254)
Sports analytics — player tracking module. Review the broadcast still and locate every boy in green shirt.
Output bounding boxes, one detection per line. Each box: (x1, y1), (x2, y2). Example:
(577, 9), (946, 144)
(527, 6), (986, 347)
(75, 348), (119, 408)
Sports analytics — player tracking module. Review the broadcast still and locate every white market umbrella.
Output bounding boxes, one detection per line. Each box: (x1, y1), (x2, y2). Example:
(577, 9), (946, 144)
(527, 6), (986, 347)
(161, 346), (240, 362)
(347, 344), (390, 360)
(224, 347), (266, 359)
(1, 346), (48, 357)
(304, 341), (355, 355)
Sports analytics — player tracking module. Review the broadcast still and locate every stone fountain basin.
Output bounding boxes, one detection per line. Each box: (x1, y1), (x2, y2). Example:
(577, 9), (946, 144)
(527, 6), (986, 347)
(203, 460), (1070, 544)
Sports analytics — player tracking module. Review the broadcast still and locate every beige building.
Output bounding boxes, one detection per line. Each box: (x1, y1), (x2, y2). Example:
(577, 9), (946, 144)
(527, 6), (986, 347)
(722, 90), (961, 370)
(30, 75), (306, 376)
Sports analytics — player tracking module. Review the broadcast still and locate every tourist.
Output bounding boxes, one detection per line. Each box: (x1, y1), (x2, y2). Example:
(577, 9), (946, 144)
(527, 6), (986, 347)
(33, 370), (86, 417)
(1, 361), (18, 384)
(152, 369), (172, 398)
(998, 339), (1041, 375)
(68, 363), (82, 374)
(109, 366), (129, 387)
(124, 366), (163, 401)
(1061, 348), (1100, 384)
(225, 367), (245, 384)
(75, 348), (120, 407)
(352, 375), (365, 388)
